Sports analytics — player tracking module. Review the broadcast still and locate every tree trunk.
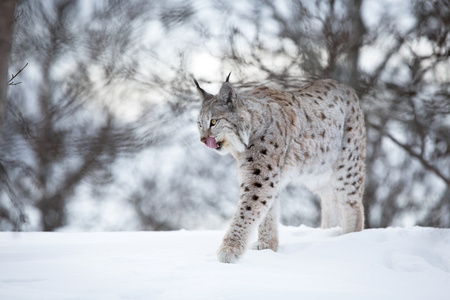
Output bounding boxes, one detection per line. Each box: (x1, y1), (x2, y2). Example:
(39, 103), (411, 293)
(347, 0), (365, 91)
(0, 0), (17, 130)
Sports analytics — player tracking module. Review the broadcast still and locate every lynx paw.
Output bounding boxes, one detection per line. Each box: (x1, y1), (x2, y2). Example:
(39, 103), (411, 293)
(251, 240), (278, 252)
(217, 242), (245, 263)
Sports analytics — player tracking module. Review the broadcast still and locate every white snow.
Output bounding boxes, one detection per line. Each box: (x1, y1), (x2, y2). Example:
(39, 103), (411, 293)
(1, 226), (449, 300)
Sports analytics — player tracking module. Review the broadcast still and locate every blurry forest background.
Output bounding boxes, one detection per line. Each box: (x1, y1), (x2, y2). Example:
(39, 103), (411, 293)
(0, 0), (449, 231)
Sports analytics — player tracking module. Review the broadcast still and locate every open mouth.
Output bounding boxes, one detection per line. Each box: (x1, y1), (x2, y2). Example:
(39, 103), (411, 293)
(205, 137), (222, 150)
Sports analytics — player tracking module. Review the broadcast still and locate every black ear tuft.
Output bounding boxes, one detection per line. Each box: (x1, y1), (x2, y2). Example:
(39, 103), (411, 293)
(193, 78), (201, 89)
(225, 72), (232, 83)
(193, 77), (214, 102)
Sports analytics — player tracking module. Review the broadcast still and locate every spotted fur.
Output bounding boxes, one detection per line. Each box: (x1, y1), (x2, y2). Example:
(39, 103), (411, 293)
(196, 77), (366, 263)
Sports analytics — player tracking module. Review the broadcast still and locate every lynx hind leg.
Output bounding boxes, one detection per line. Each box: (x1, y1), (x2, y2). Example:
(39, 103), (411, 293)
(337, 191), (364, 234)
(332, 109), (366, 233)
(332, 166), (365, 234)
(252, 199), (279, 251)
(315, 185), (340, 229)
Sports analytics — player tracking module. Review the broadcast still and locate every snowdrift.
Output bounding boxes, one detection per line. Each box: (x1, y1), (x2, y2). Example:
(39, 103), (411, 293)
(1, 226), (449, 300)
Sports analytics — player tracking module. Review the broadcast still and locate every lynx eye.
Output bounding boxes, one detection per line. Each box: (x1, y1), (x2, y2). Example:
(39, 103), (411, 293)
(198, 122), (202, 129)
(210, 119), (217, 127)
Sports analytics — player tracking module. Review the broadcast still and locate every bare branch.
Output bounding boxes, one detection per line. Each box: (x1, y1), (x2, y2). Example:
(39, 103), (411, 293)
(369, 122), (450, 186)
(8, 62), (28, 86)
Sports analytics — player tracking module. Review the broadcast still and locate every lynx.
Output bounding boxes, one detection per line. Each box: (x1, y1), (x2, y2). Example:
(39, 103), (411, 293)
(195, 74), (366, 263)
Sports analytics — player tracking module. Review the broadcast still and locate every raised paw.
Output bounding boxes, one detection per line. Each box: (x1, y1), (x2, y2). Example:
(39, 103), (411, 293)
(217, 242), (245, 263)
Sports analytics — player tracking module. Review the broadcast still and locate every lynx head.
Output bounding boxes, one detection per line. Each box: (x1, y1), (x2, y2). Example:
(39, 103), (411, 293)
(195, 73), (250, 155)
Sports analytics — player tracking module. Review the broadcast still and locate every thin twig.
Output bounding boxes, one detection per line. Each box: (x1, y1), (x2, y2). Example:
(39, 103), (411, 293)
(8, 63), (28, 86)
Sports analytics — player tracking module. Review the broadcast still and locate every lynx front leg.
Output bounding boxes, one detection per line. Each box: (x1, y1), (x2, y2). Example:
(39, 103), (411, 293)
(252, 199), (279, 251)
(217, 192), (274, 263)
(218, 161), (280, 263)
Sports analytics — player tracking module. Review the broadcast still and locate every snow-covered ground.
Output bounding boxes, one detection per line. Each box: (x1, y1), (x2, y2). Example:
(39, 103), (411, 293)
(1, 226), (449, 300)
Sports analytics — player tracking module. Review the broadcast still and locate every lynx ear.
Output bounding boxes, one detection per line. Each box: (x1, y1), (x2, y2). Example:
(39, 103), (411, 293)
(218, 82), (237, 108)
(193, 78), (213, 102)
(218, 74), (238, 108)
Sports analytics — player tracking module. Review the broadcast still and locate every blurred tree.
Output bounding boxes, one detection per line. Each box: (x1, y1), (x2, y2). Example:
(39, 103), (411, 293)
(0, 0), (17, 129)
(1, 0), (184, 230)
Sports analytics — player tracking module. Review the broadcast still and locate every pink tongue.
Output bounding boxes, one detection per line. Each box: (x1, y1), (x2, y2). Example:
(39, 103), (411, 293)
(206, 137), (217, 149)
